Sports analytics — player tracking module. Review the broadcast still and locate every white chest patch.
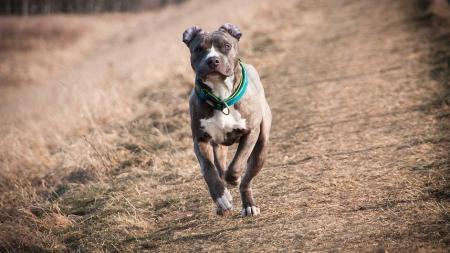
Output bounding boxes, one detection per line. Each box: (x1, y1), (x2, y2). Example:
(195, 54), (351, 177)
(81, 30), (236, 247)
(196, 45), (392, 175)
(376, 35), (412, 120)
(200, 107), (246, 143)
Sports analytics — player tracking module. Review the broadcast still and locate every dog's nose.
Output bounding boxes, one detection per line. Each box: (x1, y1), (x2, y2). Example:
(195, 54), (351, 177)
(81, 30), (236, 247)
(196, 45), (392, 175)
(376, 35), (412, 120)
(207, 57), (220, 68)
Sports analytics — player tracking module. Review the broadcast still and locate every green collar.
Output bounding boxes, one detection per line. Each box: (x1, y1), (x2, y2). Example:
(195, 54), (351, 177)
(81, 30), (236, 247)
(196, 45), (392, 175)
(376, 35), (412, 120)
(195, 62), (249, 115)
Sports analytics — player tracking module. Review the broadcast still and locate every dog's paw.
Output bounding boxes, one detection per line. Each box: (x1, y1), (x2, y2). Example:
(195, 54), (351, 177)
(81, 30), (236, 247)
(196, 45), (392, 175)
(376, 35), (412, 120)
(215, 188), (233, 215)
(216, 207), (232, 216)
(241, 206), (260, 217)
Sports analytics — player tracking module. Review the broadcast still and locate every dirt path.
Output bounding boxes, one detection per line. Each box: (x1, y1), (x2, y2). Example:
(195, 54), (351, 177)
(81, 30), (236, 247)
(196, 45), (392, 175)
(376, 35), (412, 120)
(249, 1), (450, 251)
(1, 0), (449, 252)
(134, 0), (449, 251)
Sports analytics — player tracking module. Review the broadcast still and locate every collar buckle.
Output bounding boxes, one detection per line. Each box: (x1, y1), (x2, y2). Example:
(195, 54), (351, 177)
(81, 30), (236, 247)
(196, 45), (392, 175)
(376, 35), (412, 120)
(221, 101), (230, 115)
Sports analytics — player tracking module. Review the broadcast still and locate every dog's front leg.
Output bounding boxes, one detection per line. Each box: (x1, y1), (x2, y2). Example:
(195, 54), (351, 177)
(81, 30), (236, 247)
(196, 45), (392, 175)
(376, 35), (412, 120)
(194, 140), (232, 215)
(212, 143), (227, 179)
(224, 128), (260, 187)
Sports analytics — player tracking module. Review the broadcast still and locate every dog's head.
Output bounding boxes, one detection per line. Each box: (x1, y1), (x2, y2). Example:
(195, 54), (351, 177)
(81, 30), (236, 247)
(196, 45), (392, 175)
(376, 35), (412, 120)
(182, 23), (242, 79)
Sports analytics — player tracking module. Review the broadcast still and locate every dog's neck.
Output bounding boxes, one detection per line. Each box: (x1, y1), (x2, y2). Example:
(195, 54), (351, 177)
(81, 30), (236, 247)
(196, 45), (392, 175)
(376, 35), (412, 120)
(202, 64), (242, 99)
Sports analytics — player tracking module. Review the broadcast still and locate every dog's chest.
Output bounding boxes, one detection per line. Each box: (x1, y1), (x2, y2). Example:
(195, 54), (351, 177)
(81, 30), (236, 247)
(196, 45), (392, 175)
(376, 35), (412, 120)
(200, 107), (246, 144)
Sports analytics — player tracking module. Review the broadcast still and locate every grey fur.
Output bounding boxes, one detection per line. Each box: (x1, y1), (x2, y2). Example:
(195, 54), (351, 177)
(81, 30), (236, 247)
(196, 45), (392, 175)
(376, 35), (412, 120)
(183, 23), (271, 216)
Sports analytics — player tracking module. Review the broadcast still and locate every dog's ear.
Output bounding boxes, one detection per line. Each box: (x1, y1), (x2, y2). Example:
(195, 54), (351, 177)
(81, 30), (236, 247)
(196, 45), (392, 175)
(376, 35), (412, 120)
(182, 26), (203, 46)
(219, 23), (242, 41)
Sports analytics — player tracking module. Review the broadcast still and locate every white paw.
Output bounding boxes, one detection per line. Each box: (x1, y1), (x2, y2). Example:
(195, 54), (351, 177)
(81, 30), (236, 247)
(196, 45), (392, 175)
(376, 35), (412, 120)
(216, 188), (233, 211)
(241, 206), (260, 217)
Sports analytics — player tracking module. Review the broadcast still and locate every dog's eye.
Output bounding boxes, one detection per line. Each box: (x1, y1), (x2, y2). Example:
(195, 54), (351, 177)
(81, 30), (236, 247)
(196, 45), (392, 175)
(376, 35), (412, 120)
(194, 47), (203, 53)
(224, 43), (231, 50)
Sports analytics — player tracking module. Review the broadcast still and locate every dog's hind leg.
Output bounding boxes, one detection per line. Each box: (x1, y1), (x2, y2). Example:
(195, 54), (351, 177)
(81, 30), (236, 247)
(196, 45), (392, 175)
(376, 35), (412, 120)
(213, 144), (228, 179)
(239, 115), (271, 217)
(194, 141), (232, 215)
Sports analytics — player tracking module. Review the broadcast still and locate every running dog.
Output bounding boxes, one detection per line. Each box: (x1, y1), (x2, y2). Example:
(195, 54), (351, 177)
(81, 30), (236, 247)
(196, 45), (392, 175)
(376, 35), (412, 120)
(183, 23), (271, 216)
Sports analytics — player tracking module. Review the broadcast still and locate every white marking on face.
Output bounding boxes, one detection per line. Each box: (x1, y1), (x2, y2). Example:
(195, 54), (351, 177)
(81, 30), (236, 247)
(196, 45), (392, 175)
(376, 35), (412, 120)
(216, 188), (232, 210)
(206, 46), (220, 58)
(200, 106), (246, 144)
(200, 45), (221, 69)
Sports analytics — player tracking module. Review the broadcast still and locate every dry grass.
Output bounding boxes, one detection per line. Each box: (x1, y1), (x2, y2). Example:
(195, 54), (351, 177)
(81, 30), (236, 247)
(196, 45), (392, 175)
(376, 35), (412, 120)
(0, 0), (449, 252)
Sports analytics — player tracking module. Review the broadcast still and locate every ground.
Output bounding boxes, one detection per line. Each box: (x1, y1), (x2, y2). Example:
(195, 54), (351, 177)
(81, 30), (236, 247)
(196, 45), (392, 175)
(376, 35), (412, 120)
(0, 0), (449, 252)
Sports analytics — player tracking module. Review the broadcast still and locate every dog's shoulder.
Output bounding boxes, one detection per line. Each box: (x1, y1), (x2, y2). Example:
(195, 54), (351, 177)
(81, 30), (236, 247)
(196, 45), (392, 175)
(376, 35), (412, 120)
(243, 63), (266, 97)
(244, 63), (259, 79)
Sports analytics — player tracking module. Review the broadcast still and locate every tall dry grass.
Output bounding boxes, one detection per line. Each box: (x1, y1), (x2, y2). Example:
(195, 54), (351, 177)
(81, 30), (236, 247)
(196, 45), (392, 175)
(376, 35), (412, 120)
(0, 0), (258, 250)
(0, 14), (131, 176)
(0, 15), (124, 252)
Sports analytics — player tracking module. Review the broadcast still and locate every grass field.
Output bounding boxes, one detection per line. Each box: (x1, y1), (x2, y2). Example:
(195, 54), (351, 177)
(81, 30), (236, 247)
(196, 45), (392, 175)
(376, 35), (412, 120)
(0, 0), (449, 252)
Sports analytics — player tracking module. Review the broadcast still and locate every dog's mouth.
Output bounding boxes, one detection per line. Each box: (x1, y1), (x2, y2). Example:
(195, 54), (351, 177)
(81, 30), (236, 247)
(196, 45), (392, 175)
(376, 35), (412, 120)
(200, 72), (225, 84)
(208, 71), (227, 78)
(198, 67), (233, 79)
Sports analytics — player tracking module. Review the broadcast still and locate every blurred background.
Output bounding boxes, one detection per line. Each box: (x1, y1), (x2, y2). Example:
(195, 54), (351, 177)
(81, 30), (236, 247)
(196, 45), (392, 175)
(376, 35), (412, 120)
(0, 0), (186, 15)
(0, 0), (449, 252)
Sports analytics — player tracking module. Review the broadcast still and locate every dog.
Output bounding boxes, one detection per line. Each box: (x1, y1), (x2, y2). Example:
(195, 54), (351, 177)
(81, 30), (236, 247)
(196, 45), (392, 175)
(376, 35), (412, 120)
(182, 23), (271, 216)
